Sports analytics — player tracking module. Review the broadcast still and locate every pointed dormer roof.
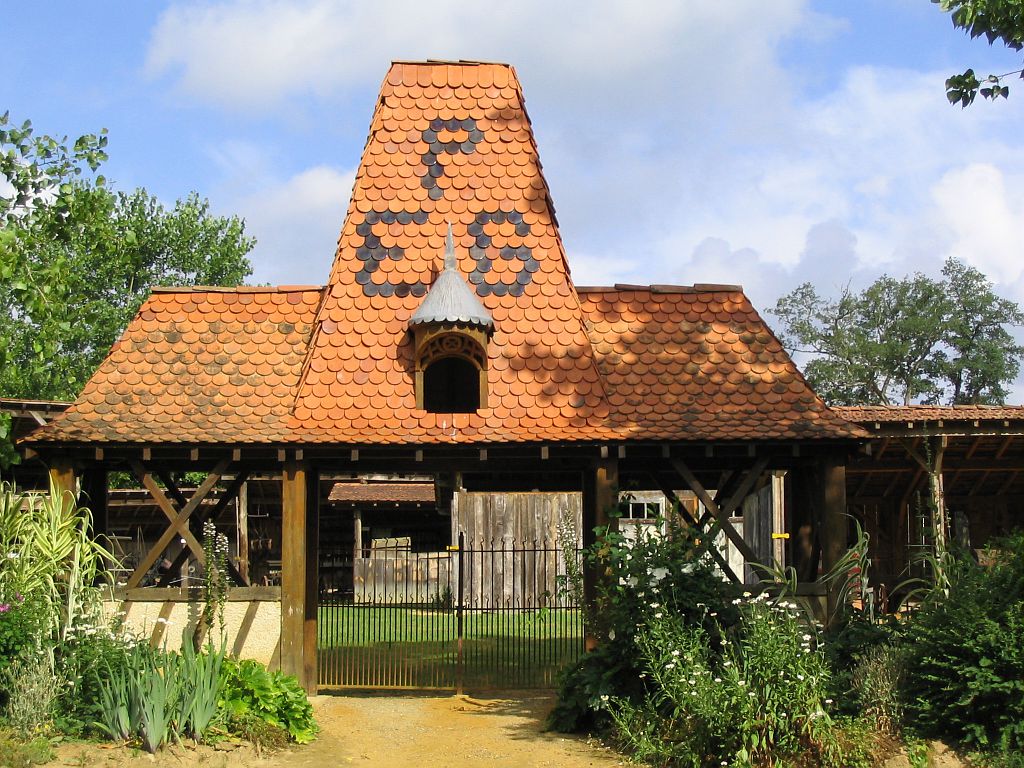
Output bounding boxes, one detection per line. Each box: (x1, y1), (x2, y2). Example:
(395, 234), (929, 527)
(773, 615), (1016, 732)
(409, 224), (494, 331)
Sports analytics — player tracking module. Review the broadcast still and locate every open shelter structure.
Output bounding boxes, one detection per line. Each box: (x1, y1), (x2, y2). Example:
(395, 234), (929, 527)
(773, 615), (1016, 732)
(21, 61), (865, 692)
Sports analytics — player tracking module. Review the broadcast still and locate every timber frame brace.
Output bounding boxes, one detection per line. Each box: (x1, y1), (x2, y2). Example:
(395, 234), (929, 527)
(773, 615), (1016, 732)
(652, 456), (770, 583)
(125, 459), (250, 589)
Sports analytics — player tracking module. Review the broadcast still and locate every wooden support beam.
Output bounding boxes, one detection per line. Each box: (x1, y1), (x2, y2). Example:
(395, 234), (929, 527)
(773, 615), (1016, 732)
(157, 470), (251, 587)
(236, 480), (249, 585)
(125, 459), (230, 589)
(996, 435), (1015, 459)
(876, 437), (891, 459)
(280, 461), (318, 693)
(965, 436), (983, 459)
(582, 458), (618, 651)
(819, 454), (847, 623)
(48, 461), (77, 498)
(997, 471), (1020, 495)
(669, 457), (765, 566)
(649, 473), (740, 583)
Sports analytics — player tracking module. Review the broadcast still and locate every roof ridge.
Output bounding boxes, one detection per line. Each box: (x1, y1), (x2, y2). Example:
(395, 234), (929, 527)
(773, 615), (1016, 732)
(392, 59), (513, 67)
(575, 283), (745, 294)
(150, 285), (325, 294)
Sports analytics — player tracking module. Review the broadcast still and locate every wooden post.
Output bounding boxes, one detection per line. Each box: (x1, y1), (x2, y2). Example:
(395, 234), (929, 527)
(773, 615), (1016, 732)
(80, 469), (108, 541)
(303, 468), (320, 693)
(353, 508), (363, 560)
(788, 465), (820, 583)
(48, 460), (77, 498)
(281, 462), (318, 693)
(928, 436), (948, 553)
(581, 457), (617, 651)
(819, 454), (848, 624)
(236, 481), (249, 585)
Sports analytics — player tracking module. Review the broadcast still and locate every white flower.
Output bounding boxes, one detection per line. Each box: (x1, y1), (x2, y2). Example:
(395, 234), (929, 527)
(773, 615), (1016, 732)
(671, 650), (680, 657)
(650, 602), (660, 609)
(714, 677), (722, 683)
(608, 629), (616, 641)
(654, 612), (663, 619)
(666, 662), (676, 670)
(649, 566), (669, 581)
(797, 674), (804, 681)
(802, 634), (812, 641)
(824, 698), (833, 705)
(738, 680), (746, 687)
(600, 694), (609, 702)
(731, 598), (742, 605)
(742, 591), (751, 598)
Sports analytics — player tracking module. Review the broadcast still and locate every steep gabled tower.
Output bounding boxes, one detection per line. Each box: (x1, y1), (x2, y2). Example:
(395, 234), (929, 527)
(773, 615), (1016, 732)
(292, 61), (614, 443)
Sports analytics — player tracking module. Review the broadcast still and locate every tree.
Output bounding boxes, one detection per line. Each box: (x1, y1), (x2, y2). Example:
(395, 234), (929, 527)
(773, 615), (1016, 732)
(935, 0), (1024, 106)
(0, 114), (255, 466)
(0, 114), (254, 402)
(771, 258), (1024, 406)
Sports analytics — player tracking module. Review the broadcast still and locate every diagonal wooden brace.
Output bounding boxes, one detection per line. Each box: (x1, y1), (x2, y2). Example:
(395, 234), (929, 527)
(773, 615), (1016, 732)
(648, 472), (741, 583)
(126, 458), (231, 589)
(669, 456), (768, 568)
(157, 470), (251, 587)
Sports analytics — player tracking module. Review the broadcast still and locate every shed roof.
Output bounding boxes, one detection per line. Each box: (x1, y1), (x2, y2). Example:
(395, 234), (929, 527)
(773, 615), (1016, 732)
(23, 61), (863, 448)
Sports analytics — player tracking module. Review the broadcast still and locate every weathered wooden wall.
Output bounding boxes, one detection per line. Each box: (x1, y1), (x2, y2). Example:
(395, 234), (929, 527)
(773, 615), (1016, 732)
(452, 491), (582, 546)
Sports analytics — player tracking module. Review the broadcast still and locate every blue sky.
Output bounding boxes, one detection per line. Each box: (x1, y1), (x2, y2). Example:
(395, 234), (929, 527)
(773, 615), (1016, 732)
(5, 1), (1024, 396)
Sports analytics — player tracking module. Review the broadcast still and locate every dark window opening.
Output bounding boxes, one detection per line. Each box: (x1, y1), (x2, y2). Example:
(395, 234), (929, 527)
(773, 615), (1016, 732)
(423, 356), (479, 412)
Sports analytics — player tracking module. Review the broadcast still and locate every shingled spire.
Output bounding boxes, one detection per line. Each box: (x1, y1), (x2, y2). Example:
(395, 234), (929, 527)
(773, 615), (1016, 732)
(409, 223), (494, 331)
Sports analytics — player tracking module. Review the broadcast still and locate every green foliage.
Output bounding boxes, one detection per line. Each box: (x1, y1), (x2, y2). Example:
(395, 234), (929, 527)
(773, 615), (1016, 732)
(548, 515), (739, 733)
(94, 636), (227, 753)
(902, 532), (1024, 751)
(0, 728), (53, 766)
(224, 710), (290, 752)
(199, 520), (230, 642)
(607, 595), (871, 768)
(850, 642), (907, 736)
(0, 481), (112, 643)
(0, 113), (254, 450)
(934, 1), (1024, 105)
(218, 658), (318, 744)
(772, 257), (1024, 406)
(0, 596), (47, 696)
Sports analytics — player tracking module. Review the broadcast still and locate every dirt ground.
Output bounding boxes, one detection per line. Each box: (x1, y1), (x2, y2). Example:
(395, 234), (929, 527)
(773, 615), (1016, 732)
(52, 693), (628, 768)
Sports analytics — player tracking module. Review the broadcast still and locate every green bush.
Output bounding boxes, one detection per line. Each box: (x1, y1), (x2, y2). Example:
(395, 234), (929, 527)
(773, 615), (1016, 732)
(94, 636), (226, 752)
(548, 517), (739, 732)
(607, 595), (871, 767)
(0, 595), (47, 706)
(902, 533), (1024, 751)
(218, 658), (317, 744)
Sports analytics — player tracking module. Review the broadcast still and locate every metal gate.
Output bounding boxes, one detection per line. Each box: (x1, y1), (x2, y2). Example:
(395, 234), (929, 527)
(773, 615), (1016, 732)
(318, 534), (584, 691)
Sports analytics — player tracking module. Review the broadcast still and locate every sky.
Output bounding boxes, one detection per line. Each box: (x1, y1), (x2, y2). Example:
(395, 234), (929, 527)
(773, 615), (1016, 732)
(4, 1), (1024, 397)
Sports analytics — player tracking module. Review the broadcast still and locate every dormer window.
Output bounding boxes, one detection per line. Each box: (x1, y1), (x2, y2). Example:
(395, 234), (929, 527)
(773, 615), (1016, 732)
(409, 225), (494, 413)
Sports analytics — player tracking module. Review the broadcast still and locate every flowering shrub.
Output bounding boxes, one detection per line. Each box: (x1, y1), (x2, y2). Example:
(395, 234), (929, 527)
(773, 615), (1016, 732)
(607, 594), (869, 767)
(549, 515), (739, 732)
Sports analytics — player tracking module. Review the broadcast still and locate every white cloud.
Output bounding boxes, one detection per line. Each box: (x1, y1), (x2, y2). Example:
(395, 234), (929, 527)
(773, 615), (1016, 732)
(228, 165), (355, 286)
(146, 0), (821, 111)
(930, 163), (1024, 287)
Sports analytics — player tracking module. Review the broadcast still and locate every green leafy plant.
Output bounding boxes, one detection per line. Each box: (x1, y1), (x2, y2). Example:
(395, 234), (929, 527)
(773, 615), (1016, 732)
(549, 511), (740, 733)
(218, 658), (317, 744)
(902, 532), (1024, 752)
(606, 595), (872, 767)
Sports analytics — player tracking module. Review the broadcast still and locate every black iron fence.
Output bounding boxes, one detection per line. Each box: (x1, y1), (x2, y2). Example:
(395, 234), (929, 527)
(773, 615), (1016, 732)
(318, 533), (584, 691)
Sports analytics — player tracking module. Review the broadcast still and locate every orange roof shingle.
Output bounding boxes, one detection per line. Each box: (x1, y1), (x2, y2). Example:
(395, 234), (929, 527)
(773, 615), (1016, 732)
(24, 61), (864, 448)
(328, 482), (435, 504)
(28, 287), (323, 444)
(832, 405), (1024, 424)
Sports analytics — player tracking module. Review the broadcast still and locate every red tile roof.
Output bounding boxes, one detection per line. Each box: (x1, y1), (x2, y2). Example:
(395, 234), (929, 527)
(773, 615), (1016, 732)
(29, 287), (323, 443)
(24, 61), (864, 448)
(328, 482), (435, 504)
(832, 405), (1024, 424)
(579, 286), (863, 440)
